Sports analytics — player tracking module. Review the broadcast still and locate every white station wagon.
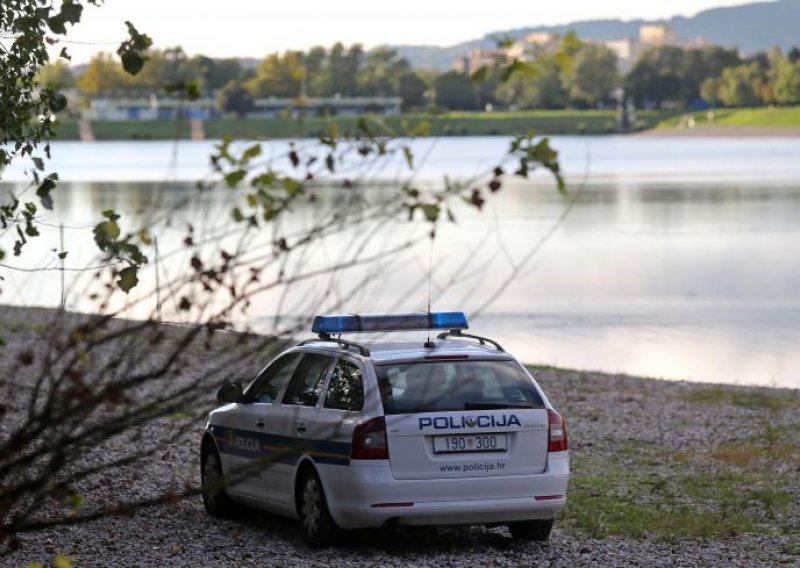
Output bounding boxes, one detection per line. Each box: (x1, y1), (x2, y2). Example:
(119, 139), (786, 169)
(200, 312), (569, 546)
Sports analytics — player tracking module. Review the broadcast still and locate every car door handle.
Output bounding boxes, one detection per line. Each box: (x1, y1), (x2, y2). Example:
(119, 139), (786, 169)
(295, 422), (307, 433)
(256, 419), (266, 428)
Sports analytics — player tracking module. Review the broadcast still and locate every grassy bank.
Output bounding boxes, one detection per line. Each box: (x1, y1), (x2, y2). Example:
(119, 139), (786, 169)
(50, 109), (680, 141)
(531, 365), (800, 544)
(656, 106), (800, 129)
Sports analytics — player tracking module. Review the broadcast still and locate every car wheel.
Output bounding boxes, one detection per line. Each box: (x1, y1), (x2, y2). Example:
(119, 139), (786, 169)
(509, 519), (554, 541)
(201, 448), (237, 518)
(298, 469), (339, 547)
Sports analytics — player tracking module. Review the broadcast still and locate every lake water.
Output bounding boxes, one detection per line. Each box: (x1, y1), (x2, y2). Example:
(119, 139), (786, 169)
(2, 136), (799, 388)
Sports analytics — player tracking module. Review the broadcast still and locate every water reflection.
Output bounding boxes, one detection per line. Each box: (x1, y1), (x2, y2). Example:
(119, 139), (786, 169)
(1, 138), (799, 388)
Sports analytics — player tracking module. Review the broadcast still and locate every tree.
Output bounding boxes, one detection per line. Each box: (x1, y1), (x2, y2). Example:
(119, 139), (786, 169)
(75, 53), (129, 94)
(247, 51), (305, 98)
(192, 56), (244, 92)
(625, 46), (685, 108)
(496, 57), (567, 110)
(398, 71), (429, 111)
(566, 44), (617, 107)
(1, 0), (150, 265)
(304, 46), (329, 96)
(358, 47), (410, 96)
(433, 71), (478, 110)
(716, 63), (767, 107)
(218, 79), (255, 116)
(36, 61), (74, 89)
(700, 76), (724, 106)
(772, 57), (800, 104)
(682, 46), (741, 103)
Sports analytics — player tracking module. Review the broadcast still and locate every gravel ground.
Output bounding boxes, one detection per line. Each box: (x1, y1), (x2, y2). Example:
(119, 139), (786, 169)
(1, 306), (798, 567)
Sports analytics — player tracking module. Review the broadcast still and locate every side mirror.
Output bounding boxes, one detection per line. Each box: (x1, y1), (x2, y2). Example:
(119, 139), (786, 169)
(216, 382), (244, 404)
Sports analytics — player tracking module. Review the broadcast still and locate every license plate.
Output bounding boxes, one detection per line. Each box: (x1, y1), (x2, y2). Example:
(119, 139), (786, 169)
(433, 433), (508, 454)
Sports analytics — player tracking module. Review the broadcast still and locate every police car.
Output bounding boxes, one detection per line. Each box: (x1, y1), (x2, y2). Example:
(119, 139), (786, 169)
(200, 312), (569, 546)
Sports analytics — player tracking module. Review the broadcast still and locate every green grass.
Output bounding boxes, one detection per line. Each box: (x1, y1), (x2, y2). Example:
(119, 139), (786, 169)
(680, 385), (799, 411)
(656, 106), (800, 128)
(563, 447), (797, 541)
(50, 109), (681, 141)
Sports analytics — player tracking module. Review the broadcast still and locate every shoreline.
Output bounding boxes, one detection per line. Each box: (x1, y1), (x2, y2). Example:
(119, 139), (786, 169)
(637, 125), (800, 137)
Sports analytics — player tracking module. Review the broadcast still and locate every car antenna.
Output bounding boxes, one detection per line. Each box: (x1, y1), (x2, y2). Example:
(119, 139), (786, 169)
(424, 227), (436, 350)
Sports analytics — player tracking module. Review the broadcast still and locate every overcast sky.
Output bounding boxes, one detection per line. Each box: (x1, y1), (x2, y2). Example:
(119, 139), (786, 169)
(60, 0), (756, 63)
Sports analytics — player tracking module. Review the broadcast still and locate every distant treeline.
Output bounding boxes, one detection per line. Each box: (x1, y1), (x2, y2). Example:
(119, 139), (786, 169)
(38, 37), (800, 114)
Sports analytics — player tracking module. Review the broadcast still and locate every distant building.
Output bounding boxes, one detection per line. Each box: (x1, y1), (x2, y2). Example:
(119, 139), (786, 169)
(639, 24), (677, 46)
(86, 97), (218, 121)
(504, 32), (559, 59)
(453, 48), (507, 74)
(603, 38), (641, 73)
(82, 95), (400, 121)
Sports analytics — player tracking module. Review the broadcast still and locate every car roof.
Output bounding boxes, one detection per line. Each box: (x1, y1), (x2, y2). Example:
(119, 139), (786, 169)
(294, 336), (514, 364)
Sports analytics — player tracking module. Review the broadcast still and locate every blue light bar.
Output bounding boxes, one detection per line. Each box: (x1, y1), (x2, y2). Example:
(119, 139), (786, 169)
(312, 312), (468, 334)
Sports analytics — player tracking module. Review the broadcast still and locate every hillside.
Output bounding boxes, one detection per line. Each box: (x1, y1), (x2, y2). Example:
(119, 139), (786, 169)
(390, 0), (800, 70)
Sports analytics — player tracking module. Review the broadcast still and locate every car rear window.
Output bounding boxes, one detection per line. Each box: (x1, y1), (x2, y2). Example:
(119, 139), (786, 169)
(375, 360), (545, 415)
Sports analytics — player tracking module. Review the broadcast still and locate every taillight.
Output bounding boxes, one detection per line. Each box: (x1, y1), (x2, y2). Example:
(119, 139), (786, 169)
(351, 416), (389, 460)
(547, 409), (568, 452)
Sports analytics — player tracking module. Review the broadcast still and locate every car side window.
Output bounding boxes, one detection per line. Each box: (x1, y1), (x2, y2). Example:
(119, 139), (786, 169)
(244, 353), (301, 403)
(323, 359), (364, 411)
(282, 353), (333, 407)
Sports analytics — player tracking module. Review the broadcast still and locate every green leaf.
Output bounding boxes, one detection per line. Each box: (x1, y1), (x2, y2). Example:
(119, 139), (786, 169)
(47, 15), (67, 34)
(231, 208), (244, 222)
(325, 153), (335, 173)
(93, 218), (120, 249)
(60, 0), (84, 24)
(283, 177), (302, 195)
(36, 178), (56, 211)
(420, 203), (440, 223)
(117, 266), (139, 293)
(224, 170), (247, 188)
(242, 144), (262, 163)
(120, 51), (145, 75)
(32, 157), (45, 171)
(48, 92), (68, 113)
(58, 251), (68, 260)
(138, 229), (153, 245)
(251, 171), (276, 188)
(402, 146), (414, 170)
(117, 22), (153, 76)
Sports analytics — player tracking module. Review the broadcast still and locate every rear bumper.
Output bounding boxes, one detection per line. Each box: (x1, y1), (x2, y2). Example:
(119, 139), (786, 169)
(318, 452), (569, 529)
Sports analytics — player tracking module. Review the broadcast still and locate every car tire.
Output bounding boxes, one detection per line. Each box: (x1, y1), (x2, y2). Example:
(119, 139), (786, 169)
(298, 469), (339, 547)
(201, 447), (237, 518)
(509, 519), (554, 541)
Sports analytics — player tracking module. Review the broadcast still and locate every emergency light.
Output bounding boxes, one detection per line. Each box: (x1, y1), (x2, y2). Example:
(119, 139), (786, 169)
(311, 312), (468, 334)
